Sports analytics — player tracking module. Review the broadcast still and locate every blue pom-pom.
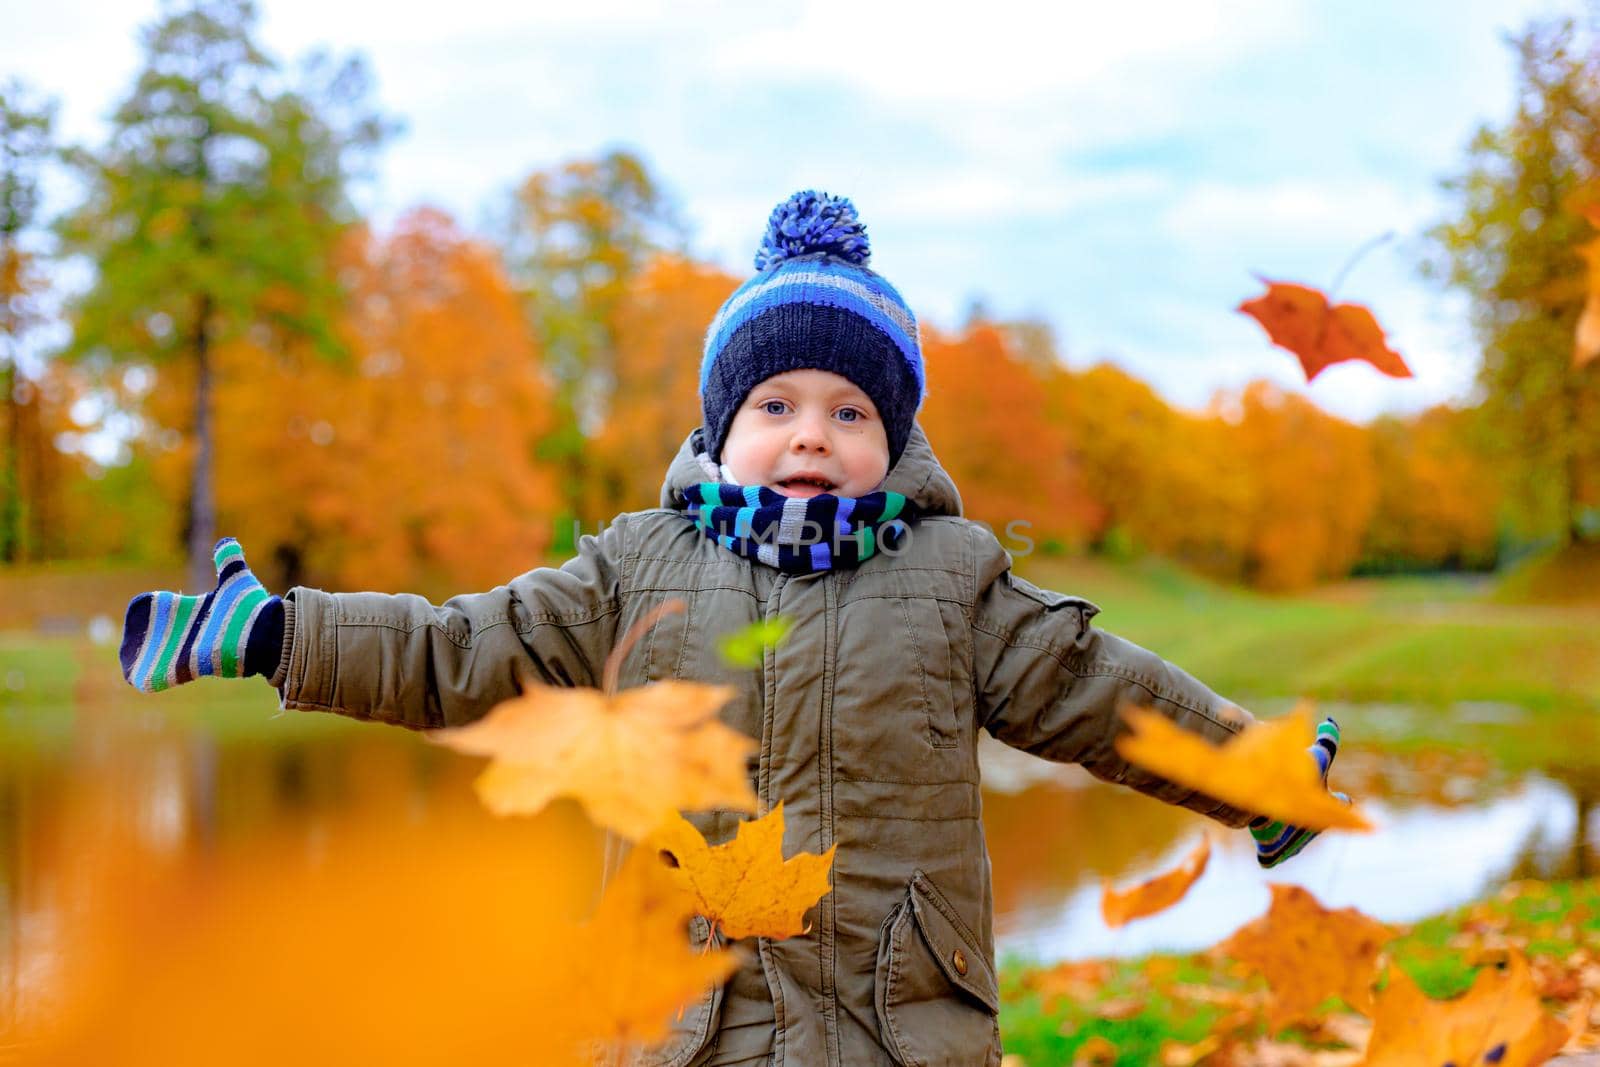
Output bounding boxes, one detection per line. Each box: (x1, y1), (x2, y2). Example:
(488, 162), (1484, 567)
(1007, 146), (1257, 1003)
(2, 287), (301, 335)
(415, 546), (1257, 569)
(755, 190), (870, 271)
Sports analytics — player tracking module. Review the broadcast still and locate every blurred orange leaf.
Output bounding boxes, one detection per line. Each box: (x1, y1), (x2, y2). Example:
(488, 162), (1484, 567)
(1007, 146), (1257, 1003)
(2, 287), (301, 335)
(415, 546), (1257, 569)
(431, 675), (757, 840)
(1073, 1035), (1119, 1065)
(1115, 704), (1373, 832)
(564, 848), (742, 1050)
(1238, 278), (1412, 383)
(1363, 953), (1581, 1067)
(1100, 834), (1212, 928)
(1219, 883), (1394, 1031)
(653, 802), (835, 941)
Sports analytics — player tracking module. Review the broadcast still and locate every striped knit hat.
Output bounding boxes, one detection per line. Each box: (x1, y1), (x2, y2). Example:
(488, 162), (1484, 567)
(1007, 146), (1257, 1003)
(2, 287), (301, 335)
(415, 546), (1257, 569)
(699, 190), (925, 468)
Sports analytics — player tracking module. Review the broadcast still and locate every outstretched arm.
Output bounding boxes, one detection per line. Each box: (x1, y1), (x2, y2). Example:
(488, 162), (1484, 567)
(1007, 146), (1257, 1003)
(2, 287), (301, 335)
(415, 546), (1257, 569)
(274, 520), (626, 730)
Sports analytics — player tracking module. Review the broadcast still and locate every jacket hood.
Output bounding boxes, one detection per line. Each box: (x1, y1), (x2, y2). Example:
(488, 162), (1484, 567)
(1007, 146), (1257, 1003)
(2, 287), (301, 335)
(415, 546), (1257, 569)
(659, 422), (964, 518)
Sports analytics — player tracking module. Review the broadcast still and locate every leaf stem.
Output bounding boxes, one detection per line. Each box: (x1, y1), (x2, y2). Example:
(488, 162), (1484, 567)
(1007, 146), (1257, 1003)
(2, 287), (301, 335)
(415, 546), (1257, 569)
(1328, 231), (1396, 301)
(602, 597), (687, 697)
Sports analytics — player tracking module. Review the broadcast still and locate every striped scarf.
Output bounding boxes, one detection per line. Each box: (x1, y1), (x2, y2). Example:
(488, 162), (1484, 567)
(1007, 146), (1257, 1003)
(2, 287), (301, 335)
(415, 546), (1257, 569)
(680, 482), (917, 573)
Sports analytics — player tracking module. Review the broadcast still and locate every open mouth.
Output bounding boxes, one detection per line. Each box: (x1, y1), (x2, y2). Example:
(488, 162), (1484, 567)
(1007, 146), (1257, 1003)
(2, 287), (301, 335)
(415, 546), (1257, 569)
(776, 476), (836, 493)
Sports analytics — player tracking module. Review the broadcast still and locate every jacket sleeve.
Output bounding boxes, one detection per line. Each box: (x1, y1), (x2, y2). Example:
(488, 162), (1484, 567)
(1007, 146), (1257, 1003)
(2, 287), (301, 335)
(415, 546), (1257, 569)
(969, 526), (1256, 828)
(271, 518), (627, 730)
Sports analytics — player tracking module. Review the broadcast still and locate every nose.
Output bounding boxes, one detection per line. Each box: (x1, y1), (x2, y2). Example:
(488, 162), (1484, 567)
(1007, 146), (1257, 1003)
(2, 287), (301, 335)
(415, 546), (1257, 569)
(789, 409), (831, 454)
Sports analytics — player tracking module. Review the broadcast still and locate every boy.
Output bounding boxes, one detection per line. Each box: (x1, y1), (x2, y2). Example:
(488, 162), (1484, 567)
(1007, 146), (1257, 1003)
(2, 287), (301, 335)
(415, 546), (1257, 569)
(121, 191), (1337, 1067)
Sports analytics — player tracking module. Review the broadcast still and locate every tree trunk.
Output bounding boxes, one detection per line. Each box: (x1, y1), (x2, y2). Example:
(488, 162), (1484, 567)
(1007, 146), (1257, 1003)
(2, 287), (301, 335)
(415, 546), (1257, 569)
(0, 242), (21, 564)
(188, 293), (216, 593)
(0, 352), (19, 565)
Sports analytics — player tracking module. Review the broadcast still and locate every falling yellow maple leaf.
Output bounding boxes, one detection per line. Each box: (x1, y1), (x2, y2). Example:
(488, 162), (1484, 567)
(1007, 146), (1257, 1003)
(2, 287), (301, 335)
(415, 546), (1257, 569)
(431, 676), (758, 840)
(652, 802), (836, 941)
(1100, 834), (1212, 929)
(1115, 703), (1373, 832)
(1219, 883), (1395, 1031)
(1362, 952), (1582, 1067)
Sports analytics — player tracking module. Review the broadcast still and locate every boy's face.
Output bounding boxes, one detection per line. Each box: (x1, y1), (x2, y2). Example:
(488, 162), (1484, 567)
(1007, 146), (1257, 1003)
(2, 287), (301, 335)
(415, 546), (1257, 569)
(720, 369), (891, 498)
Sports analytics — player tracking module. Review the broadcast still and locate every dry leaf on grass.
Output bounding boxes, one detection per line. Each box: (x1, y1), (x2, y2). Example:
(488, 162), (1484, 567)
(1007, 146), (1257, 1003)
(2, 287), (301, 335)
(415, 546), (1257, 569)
(1219, 883), (1394, 1030)
(1363, 953), (1583, 1067)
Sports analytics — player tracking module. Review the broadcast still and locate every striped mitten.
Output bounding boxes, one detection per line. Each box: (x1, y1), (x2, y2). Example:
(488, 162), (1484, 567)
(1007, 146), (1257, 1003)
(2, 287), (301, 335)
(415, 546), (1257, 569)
(120, 537), (285, 692)
(1250, 716), (1347, 868)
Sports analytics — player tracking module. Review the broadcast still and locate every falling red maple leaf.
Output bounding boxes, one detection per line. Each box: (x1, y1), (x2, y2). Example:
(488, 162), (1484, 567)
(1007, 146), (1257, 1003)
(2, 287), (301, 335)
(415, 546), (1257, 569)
(1238, 277), (1412, 383)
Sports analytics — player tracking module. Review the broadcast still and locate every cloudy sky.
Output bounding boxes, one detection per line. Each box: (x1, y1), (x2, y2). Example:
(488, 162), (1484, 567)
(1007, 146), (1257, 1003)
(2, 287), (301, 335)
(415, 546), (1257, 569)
(3, 0), (1574, 422)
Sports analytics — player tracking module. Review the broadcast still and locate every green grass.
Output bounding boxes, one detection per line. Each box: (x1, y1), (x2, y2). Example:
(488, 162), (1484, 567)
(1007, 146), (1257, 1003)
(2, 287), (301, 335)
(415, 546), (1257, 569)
(1016, 555), (1600, 721)
(0, 632), (369, 753)
(6, 551), (1600, 752)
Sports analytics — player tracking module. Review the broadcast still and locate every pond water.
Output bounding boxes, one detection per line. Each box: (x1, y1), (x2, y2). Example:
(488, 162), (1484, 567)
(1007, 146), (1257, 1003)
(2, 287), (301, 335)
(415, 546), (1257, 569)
(1, 674), (1597, 1025)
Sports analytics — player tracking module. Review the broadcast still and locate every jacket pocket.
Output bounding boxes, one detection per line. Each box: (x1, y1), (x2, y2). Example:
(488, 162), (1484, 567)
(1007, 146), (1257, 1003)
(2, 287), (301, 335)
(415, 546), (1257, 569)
(899, 598), (968, 749)
(874, 870), (1001, 1067)
(627, 914), (726, 1067)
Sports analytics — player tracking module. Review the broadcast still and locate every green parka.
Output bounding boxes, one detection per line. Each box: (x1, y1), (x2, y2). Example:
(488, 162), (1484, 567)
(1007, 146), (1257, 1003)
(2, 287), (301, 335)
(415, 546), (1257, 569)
(272, 424), (1254, 1067)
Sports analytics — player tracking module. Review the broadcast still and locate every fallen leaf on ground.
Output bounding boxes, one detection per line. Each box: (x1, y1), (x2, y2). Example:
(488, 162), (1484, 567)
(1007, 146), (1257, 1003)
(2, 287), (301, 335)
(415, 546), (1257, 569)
(1115, 704), (1373, 832)
(1028, 959), (1112, 1009)
(1093, 996), (1146, 1021)
(1160, 1036), (1221, 1066)
(1072, 1036), (1119, 1066)
(1238, 278), (1412, 382)
(1101, 834), (1212, 928)
(1219, 883), (1395, 1031)
(1363, 953), (1580, 1067)
(431, 676), (757, 839)
(652, 802), (835, 941)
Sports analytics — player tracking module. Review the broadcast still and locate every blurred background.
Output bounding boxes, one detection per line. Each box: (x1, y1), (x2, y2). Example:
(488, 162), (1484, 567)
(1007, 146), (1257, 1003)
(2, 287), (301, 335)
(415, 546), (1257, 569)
(2, 0), (1599, 1058)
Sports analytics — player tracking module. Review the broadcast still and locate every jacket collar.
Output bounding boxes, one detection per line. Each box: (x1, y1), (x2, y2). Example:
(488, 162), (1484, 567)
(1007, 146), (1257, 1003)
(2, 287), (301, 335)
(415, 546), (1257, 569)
(659, 422), (965, 518)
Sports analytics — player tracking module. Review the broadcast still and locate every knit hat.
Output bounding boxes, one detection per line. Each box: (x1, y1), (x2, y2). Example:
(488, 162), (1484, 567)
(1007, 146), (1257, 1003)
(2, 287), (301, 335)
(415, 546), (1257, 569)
(699, 190), (925, 468)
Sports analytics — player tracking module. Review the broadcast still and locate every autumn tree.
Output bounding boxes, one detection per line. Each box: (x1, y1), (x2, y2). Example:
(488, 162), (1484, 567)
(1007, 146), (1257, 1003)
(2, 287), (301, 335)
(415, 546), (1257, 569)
(1360, 405), (1500, 572)
(587, 255), (736, 518)
(55, 0), (395, 591)
(0, 79), (58, 563)
(1425, 14), (1600, 546)
(497, 150), (684, 531)
(204, 208), (561, 595)
(1227, 382), (1378, 590)
(919, 321), (1099, 549)
(1051, 362), (1246, 572)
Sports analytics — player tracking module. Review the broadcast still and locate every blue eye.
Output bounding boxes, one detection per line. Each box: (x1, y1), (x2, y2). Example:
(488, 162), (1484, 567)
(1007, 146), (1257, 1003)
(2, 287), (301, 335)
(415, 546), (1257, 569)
(838, 408), (861, 423)
(762, 400), (787, 416)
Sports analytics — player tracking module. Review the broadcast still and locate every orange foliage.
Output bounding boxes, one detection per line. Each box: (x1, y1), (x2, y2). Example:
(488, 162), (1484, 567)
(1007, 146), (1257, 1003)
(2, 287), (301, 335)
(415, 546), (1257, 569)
(1361, 405), (1499, 570)
(1224, 381), (1379, 590)
(587, 254), (737, 516)
(134, 207), (561, 593)
(1053, 363), (1248, 570)
(920, 322), (1100, 547)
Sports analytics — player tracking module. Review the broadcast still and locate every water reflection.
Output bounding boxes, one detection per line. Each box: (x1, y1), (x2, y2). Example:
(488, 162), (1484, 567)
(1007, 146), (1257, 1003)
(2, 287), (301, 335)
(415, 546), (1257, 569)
(990, 772), (1579, 963)
(0, 692), (1596, 1016)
